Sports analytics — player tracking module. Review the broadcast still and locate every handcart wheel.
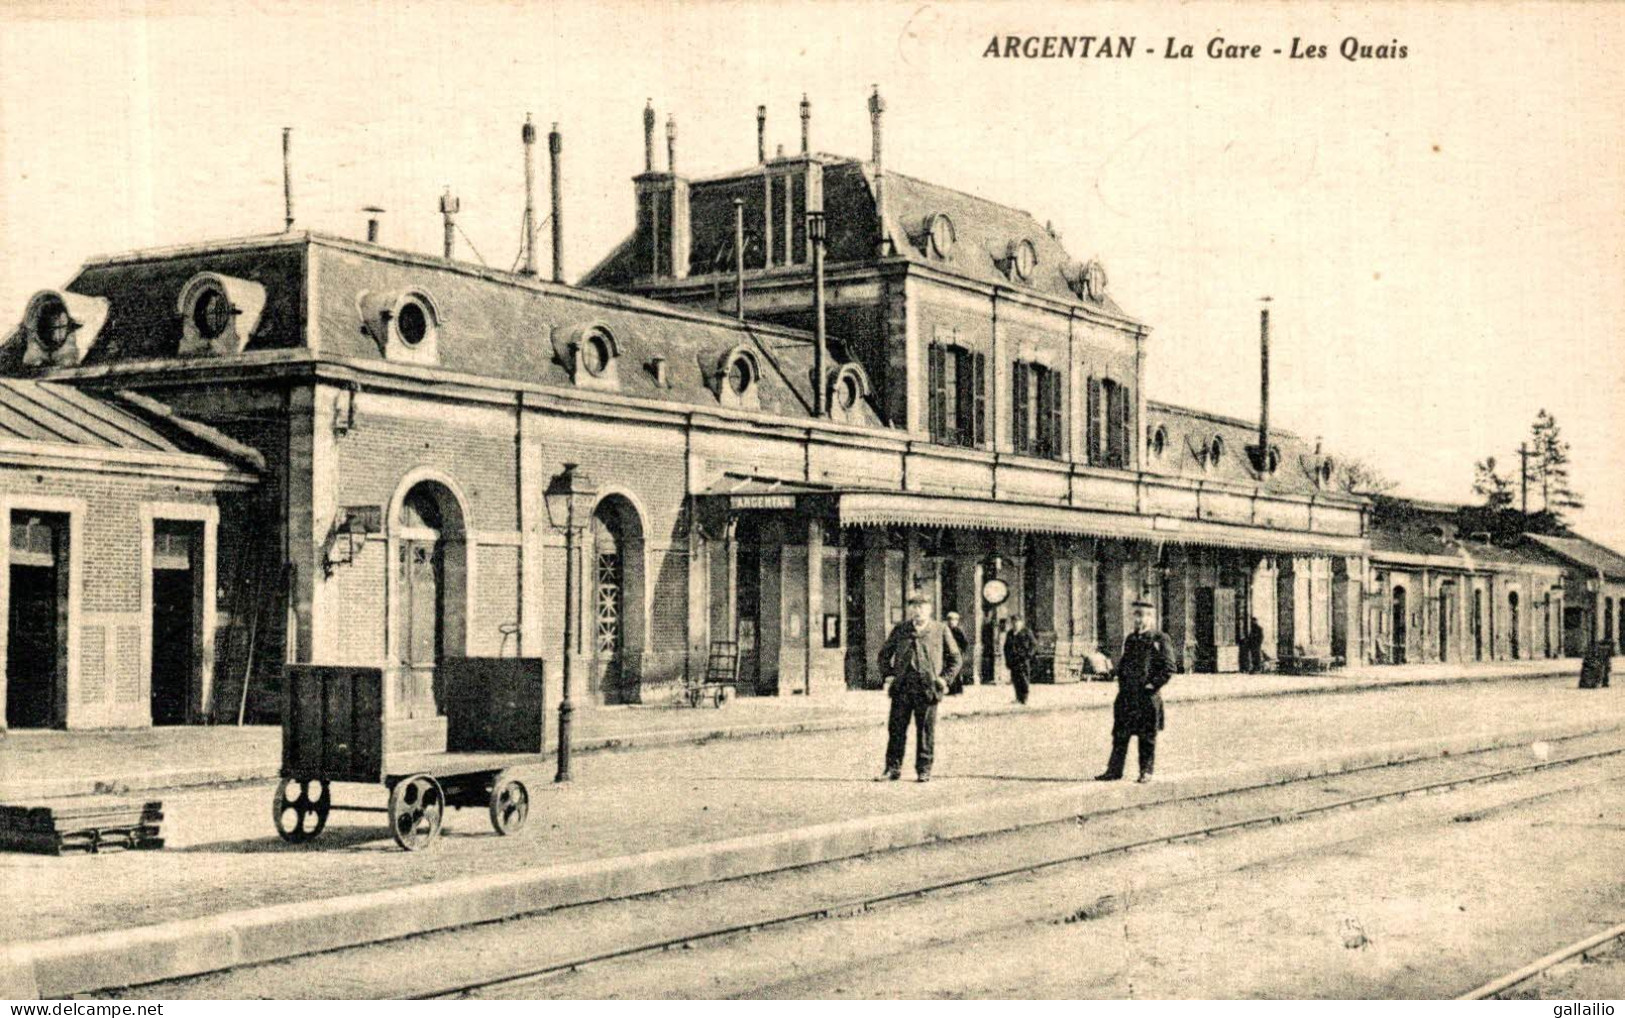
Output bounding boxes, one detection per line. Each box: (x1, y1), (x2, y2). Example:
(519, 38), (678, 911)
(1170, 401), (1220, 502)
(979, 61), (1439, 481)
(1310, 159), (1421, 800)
(713, 687), (726, 708)
(488, 772), (530, 836)
(273, 777), (331, 844)
(389, 773), (444, 851)
(686, 684), (702, 708)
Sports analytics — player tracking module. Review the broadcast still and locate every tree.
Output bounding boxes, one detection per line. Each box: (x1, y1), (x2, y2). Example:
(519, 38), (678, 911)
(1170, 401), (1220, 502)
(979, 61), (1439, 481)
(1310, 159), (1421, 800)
(1472, 456), (1514, 511)
(1526, 409), (1584, 521)
(1335, 456), (1398, 495)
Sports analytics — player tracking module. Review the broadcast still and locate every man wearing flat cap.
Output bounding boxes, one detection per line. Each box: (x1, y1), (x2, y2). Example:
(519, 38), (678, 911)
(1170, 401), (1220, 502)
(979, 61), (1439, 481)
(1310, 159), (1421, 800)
(877, 590), (963, 782)
(1096, 598), (1175, 783)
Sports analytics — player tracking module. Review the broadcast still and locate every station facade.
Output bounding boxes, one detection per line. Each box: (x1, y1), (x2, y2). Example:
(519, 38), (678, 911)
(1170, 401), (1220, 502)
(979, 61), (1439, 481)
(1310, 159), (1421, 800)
(0, 92), (1598, 728)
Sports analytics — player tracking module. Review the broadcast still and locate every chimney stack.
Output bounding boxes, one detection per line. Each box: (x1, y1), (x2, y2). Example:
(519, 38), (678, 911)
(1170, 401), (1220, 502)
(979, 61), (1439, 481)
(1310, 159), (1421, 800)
(363, 206), (385, 243)
(800, 93), (810, 154)
(643, 100), (655, 173)
(1258, 299), (1272, 465)
(282, 128), (294, 232)
(757, 105), (767, 164)
(439, 187), (459, 259)
(666, 114), (677, 173)
(522, 114), (539, 276)
(868, 85), (888, 255)
(549, 122), (564, 283)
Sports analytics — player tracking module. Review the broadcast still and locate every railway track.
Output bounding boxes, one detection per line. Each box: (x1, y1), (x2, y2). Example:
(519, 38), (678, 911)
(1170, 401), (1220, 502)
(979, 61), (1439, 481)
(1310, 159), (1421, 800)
(417, 738), (1625, 1000)
(1460, 922), (1625, 1000)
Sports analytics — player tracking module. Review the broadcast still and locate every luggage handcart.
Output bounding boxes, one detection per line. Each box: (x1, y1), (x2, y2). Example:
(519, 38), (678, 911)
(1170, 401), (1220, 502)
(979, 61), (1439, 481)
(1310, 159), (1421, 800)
(273, 659), (544, 851)
(683, 640), (740, 707)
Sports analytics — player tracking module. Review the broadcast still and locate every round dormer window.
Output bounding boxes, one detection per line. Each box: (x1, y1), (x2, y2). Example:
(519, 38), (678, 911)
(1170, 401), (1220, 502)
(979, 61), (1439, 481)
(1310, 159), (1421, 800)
(728, 355), (754, 395)
(193, 289), (232, 340)
(583, 331), (613, 375)
(927, 214), (956, 258)
(1266, 445), (1281, 474)
(1149, 424), (1167, 458)
(836, 372), (860, 411)
(1208, 434), (1225, 465)
(396, 300), (429, 347)
(1014, 239), (1037, 281)
(1321, 459), (1335, 485)
(34, 297), (72, 351)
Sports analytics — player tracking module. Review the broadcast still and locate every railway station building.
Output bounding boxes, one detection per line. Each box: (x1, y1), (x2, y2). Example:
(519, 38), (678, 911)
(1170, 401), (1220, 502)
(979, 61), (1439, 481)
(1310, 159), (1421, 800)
(0, 92), (1599, 729)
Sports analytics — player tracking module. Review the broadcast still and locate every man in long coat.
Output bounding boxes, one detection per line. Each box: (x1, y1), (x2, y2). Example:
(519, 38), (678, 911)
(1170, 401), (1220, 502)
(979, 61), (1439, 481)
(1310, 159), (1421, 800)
(1096, 598), (1175, 783)
(877, 591), (963, 782)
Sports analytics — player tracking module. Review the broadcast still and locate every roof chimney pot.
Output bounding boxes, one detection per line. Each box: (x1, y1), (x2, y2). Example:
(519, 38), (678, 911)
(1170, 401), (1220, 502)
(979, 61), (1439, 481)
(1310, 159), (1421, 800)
(643, 100), (656, 173)
(757, 105), (767, 164)
(800, 93), (811, 154)
(363, 205), (385, 244)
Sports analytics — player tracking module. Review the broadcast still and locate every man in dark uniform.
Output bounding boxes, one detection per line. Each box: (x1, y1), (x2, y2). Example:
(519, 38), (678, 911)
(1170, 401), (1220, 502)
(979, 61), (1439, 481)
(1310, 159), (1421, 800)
(1243, 615), (1266, 674)
(877, 591), (963, 782)
(1004, 616), (1036, 705)
(944, 611), (971, 694)
(1096, 598), (1175, 783)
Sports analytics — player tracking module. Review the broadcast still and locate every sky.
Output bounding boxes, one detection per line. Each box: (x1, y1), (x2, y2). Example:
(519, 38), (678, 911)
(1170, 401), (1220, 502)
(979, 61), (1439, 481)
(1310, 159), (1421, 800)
(1, 0), (1621, 549)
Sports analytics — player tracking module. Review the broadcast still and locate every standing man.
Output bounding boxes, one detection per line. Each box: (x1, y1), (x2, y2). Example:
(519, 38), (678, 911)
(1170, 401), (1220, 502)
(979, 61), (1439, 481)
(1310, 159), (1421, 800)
(1243, 615), (1266, 674)
(877, 591), (962, 783)
(1096, 598), (1175, 783)
(944, 611), (971, 694)
(1004, 615), (1036, 705)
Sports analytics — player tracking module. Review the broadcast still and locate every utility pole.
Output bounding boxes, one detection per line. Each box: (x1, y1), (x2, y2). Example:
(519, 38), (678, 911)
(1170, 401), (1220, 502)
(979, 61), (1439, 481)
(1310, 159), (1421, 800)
(1519, 443), (1530, 515)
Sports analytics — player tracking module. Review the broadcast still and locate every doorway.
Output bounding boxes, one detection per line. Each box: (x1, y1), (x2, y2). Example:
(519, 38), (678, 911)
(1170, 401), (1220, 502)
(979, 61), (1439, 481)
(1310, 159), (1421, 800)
(150, 521), (203, 725)
(6, 512), (68, 728)
(1473, 590), (1484, 661)
(395, 481), (467, 719)
(1509, 592), (1521, 659)
(1391, 585), (1408, 665)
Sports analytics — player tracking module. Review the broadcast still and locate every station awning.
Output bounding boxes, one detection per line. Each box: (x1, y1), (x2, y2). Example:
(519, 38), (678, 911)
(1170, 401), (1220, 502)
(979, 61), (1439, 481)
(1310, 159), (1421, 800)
(834, 491), (1369, 557)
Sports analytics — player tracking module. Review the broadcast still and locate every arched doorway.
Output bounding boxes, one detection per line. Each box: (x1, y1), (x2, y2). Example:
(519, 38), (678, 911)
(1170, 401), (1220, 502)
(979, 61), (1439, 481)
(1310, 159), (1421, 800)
(1508, 591), (1521, 659)
(1437, 585), (1451, 663)
(590, 495), (645, 701)
(1391, 585), (1407, 665)
(394, 480), (468, 718)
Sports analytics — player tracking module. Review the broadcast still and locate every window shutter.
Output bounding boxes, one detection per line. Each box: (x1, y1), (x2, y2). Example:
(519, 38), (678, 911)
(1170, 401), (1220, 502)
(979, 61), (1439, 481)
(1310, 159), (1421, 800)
(928, 343), (947, 440)
(972, 352), (988, 447)
(1012, 361), (1030, 454)
(1046, 367), (1064, 459)
(1086, 376), (1101, 465)
(954, 348), (974, 446)
(1118, 385), (1134, 469)
(1105, 381), (1124, 467)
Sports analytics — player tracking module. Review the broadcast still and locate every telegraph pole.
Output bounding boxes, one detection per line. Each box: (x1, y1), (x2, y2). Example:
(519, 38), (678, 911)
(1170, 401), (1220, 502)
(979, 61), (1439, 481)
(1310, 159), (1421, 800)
(1519, 443), (1530, 515)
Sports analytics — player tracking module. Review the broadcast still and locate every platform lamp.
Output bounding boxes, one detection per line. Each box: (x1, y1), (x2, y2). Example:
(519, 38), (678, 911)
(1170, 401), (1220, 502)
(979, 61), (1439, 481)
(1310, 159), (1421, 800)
(544, 462), (599, 782)
(807, 209), (828, 415)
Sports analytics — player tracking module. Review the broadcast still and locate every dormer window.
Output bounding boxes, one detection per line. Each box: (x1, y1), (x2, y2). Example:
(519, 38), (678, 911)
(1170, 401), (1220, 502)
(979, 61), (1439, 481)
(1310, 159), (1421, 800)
(1208, 434), (1226, 467)
(396, 299), (430, 347)
(927, 214), (956, 258)
(715, 344), (762, 411)
(827, 363), (871, 424)
(192, 289), (232, 340)
(1319, 458), (1335, 487)
(357, 287), (439, 365)
(1148, 424), (1167, 459)
(1012, 239), (1038, 281)
(1266, 445), (1281, 474)
(34, 297), (73, 352)
(178, 272), (266, 357)
(562, 323), (620, 391)
(17, 289), (109, 368)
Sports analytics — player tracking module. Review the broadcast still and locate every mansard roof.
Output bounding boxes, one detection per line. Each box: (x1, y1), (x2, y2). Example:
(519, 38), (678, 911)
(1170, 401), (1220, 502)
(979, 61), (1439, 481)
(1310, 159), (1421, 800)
(2, 232), (882, 428)
(1525, 533), (1625, 581)
(1142, 400), (1349, 500)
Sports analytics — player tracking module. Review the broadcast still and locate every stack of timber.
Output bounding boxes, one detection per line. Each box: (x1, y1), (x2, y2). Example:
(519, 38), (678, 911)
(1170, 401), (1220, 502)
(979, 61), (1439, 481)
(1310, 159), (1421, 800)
(0, 798), (164, 855)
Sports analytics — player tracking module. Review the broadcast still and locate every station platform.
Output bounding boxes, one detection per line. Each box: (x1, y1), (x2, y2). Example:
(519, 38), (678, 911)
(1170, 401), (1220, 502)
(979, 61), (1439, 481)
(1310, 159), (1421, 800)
(1, 669), (1621, 998)
(0, 656), (1600, 801)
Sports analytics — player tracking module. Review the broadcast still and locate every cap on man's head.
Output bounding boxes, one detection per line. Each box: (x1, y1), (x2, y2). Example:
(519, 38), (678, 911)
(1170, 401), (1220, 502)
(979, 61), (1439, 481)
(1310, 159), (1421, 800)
(1132, 598), (1156, 609)
(906, 590), (930, 606)
(946, 610), (961, 620)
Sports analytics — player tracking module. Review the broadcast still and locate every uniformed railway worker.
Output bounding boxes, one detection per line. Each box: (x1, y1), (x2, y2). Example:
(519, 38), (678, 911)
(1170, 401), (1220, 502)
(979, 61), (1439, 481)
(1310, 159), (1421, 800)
(1095, 598), (1175, 783)
(877, 590), (963, 782)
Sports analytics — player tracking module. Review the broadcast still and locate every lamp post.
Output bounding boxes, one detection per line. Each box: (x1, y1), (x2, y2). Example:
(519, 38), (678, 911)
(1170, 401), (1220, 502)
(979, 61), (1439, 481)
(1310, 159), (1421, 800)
(545, 462), (598, 783)
(807, 209), (828, 415)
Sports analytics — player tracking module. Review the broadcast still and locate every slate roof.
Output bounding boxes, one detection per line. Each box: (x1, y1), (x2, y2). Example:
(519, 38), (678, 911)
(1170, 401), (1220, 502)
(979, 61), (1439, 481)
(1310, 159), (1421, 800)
(1525, 533), (1625, 581)
(1141, 400), (1352, 500)
(8, 233), (882, 429)
(582, 157), (1137, 322)
(0, 378), (261, 470)
(1365, 499), (1564, 571)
